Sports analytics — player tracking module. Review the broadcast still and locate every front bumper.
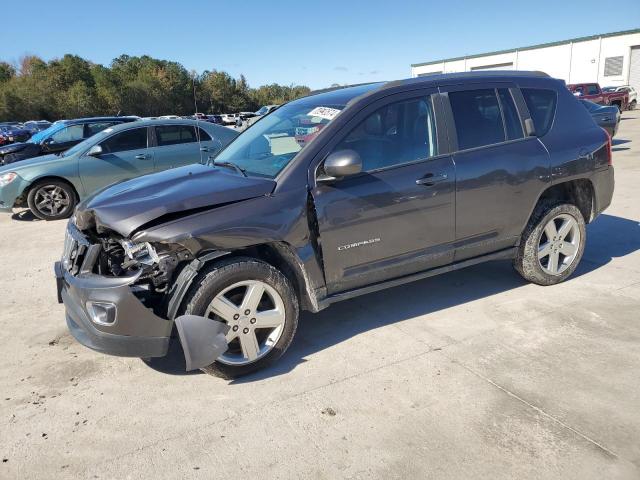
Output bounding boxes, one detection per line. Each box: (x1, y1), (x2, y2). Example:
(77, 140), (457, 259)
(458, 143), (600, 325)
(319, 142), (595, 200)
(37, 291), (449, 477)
(0, 174), (28, 212)
(55, 261), (172, 358)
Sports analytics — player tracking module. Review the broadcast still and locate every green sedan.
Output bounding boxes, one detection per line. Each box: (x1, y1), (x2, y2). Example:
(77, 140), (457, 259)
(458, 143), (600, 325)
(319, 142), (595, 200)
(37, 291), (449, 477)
(0, 119), (238, 220)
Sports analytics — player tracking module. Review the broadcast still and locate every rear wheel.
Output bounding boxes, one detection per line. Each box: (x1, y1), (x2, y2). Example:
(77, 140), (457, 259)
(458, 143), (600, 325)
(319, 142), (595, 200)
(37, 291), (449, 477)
(514, 203), (586, 285)
(630, 100), (637, 111)
(181, 257), (299, 379)
(27, 180), (77, 220)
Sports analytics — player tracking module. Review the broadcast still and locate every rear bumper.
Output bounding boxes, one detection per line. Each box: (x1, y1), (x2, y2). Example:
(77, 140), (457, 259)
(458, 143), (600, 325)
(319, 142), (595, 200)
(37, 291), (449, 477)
(55, 261), (172, 358)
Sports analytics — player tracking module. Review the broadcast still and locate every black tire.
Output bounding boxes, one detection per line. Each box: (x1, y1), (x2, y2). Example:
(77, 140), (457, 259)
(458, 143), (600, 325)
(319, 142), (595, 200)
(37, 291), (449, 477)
(514, 202), (586, 286)
(630, 100), (637, 111)
(26, 179), (77, 220)
(180, 257), (299, 379)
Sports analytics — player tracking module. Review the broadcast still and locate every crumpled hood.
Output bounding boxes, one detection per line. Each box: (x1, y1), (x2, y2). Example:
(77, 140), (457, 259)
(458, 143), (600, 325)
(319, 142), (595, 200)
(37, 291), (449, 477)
(75, 163), (276, 237)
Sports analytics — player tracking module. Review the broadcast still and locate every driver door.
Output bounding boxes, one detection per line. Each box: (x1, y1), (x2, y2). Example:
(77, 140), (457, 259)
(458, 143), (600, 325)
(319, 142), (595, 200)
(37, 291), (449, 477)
(78, 126), (154, 195)
(311, 91), (456, 294)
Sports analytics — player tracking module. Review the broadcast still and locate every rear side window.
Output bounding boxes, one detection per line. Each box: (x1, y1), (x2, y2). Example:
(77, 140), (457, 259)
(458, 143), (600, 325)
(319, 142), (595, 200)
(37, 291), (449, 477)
(497, 89), (523, 140)
(449, 89), (504, 150)
(155, 125), (198, 146)
(521, 88), (557, 137)
(100, 128), (148, 154)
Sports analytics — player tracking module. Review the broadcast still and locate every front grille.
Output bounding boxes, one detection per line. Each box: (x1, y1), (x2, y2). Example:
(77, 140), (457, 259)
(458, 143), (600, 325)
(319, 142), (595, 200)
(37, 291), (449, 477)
(62, 222), (101, 275)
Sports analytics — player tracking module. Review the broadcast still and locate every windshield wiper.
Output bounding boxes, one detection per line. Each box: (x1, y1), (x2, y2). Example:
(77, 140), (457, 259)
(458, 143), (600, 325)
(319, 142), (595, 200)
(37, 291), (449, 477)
(213, 160), (247, 177)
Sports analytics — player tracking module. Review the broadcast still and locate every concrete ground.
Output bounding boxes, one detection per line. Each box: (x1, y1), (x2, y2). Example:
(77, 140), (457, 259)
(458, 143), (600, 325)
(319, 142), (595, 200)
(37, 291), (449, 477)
(1, 114), (639, 480)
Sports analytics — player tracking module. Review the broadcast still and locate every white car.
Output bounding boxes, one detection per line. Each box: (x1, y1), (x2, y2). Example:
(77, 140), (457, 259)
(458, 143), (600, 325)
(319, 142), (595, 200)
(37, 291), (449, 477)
(221, 114), (239, 125)
(603, 85), (637, 110)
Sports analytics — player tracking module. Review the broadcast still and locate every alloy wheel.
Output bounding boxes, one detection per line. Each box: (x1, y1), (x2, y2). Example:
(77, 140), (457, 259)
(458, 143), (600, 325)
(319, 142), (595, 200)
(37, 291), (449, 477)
(34, 185), (71, 217)
(205, 280), (286, 366)
(537, 213), (581, 275)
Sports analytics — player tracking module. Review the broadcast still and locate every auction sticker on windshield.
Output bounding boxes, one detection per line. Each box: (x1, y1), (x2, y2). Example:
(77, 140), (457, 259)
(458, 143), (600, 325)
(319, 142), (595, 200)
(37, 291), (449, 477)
(307, 107), (341, 121)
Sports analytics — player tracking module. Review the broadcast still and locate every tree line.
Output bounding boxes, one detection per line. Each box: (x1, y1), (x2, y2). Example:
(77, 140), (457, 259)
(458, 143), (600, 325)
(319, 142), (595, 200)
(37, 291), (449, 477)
(0, 54), (312, 122)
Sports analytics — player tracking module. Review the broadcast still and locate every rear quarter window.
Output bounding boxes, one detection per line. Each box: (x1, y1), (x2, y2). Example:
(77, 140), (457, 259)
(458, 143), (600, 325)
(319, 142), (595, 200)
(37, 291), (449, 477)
(521, 88), (557, 137)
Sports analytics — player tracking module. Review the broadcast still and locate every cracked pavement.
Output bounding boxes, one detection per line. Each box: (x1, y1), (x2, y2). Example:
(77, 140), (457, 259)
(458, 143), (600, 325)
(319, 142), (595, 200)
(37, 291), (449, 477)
(1, 113), (639, 479)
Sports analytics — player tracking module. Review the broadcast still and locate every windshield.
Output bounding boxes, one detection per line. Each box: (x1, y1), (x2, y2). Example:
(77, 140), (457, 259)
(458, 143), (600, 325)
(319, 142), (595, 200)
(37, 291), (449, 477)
(256, 106), (269, 115)
(28, 123), (65, 144)
(580, 100), (601, 112)
(215, 101), (345, 178)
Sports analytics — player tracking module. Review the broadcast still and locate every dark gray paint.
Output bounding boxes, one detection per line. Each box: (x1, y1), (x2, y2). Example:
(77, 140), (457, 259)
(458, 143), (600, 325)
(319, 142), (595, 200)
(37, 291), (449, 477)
(62, 71), (615, 362)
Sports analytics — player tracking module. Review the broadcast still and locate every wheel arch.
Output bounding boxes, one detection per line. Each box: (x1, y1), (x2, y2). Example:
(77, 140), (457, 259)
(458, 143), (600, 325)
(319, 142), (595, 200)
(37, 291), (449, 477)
(166, 241), (321, 321)
(27, 175), (81, 203)
(532, 178), (595, 225)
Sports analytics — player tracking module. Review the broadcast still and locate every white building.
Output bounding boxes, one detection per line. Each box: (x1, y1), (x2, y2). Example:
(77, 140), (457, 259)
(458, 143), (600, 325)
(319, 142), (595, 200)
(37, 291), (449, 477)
(411, 29), (640, 90)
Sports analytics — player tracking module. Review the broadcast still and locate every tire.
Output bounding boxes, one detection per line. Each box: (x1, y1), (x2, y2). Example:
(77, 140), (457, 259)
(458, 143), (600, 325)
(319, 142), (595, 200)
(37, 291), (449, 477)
(180, 257), (299, 379)
(514, 203), (586, 286)
(26, 179), (77, 220)
(630, 100), (637, 111)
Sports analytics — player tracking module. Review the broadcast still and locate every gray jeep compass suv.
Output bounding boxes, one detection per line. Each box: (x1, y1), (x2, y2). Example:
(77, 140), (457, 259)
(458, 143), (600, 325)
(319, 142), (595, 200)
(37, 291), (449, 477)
(55, 72), (614, 378)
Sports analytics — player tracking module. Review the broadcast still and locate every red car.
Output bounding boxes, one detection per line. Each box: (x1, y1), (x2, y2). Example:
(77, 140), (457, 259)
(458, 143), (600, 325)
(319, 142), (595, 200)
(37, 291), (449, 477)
(567, 83), (628, 111)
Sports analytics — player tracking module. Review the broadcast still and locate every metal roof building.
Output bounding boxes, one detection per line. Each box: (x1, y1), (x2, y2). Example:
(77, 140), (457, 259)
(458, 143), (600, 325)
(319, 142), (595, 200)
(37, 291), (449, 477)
(411, 29), (640, 90)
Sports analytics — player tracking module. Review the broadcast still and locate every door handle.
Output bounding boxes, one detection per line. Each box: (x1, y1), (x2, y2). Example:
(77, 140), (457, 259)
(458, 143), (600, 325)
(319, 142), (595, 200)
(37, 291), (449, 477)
(200, 146), (213, 152)
(416, 173), (448, 186)
(135, 154), (150, 160)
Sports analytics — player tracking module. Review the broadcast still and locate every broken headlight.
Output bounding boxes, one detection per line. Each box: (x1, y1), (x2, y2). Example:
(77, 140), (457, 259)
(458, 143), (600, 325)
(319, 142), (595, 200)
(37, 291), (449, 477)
(120, 240), (160, 266)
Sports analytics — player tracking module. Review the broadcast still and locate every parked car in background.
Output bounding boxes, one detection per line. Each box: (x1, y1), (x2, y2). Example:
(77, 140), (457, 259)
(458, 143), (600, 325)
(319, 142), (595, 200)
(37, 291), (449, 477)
(54, 72), (613, 378)
(568, 83), (628, 111)
(239, 105), (281, 130)
(0, 119), (238, 220)
(602, 85), (637, 110)
(580, 99), (620, 137)
(221, 113), (239, 125)
(206, 115), (224, 125)
(23, 120), (52, 135)
(0, 125), (32, 144)
(0, 116), (138, 165)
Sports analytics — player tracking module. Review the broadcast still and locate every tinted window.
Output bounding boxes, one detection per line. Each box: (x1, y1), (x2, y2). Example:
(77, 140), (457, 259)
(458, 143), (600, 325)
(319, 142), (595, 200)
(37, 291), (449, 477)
(155, 125), (197, 146)
(497, 89), (523, 140)
(197, 128), (212, 141)
(100, 128), (148, 154)
(50, 124), (84, 144)
(333, 96), (437, 172)
(85, 122), (116, 137)
(586, 84), (599, 95)
(449, 89), (504, 150)
(521, 88), (557, 137)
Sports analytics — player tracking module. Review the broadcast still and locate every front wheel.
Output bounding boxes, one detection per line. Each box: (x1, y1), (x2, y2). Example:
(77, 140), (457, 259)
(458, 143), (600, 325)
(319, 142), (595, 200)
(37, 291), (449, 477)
(181, 257), (299, 378)
(514, 203), (586, 286)
(27, 180), (77, 220)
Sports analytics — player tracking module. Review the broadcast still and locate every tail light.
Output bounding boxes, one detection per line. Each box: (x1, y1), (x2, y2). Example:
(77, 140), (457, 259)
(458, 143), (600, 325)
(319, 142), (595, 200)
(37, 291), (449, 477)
(602, 128), (612, 166)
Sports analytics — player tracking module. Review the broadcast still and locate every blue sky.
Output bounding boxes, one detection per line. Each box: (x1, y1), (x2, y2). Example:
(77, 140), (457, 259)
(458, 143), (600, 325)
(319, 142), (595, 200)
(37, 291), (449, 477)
(1, 0), (638, 89)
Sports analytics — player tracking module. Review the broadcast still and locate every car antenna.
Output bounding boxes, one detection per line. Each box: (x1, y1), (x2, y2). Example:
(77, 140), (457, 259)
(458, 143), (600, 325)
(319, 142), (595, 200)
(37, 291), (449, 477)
(193, 73), (204, 165)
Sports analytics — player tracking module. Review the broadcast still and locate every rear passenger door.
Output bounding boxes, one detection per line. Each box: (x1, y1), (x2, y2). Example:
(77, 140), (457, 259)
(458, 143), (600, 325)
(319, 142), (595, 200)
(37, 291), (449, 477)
(440, 84), (551, 261)
(78, 126), (153, 195)
(150, 124), (204, 171)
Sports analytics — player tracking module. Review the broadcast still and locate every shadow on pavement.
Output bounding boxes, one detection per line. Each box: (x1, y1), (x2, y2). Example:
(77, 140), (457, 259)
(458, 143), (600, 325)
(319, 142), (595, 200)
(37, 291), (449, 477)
(142, 214), (640, 381)
(11, 209), (40, 222)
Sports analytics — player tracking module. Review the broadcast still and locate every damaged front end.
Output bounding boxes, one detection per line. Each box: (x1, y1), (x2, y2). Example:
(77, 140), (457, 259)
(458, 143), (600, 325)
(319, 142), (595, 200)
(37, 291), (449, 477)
(55, 220), (229, 370)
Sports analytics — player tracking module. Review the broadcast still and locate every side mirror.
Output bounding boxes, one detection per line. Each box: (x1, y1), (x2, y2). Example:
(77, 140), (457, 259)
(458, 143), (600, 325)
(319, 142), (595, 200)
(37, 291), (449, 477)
(87, 145), (103, 157)
(319, 149), (362, 182)
(524, 118), (537, 137)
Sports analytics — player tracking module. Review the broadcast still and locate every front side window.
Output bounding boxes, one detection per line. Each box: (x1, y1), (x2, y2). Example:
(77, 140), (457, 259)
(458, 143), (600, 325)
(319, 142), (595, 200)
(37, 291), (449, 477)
(50, 124), (84, 144)
(197, 127), (212, 141)
(497, 89), (524, 140)
(521, 88), (557, 137)
(586, 84), (599, 95)
(449, 89), (504, 150)
(100, 128), (148, 154)
(85, 122), (115, 137)
(332, 96), (437, 172)
(155, 125), (197, 146)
